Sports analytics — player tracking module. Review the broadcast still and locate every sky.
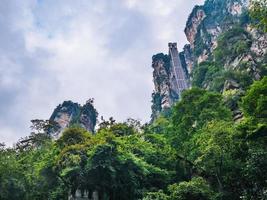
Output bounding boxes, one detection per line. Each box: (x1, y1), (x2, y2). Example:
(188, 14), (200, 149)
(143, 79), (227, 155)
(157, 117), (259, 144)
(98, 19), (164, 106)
(0, 0), (204, 146)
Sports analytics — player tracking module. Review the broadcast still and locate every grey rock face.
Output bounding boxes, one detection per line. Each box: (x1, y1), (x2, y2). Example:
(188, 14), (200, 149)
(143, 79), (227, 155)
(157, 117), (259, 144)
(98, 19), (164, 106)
(49, 100), (98, 138)
(150, 0), (267, 121)
(151, 43), (189, 120)
(181, 0), (266, 88)
(175, 0), (267, 123)
(182, 0), (249, 68)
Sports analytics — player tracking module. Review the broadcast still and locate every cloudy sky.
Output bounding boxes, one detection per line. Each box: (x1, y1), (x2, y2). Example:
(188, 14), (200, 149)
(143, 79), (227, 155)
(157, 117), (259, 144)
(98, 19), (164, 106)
(0, 0), (204, 145)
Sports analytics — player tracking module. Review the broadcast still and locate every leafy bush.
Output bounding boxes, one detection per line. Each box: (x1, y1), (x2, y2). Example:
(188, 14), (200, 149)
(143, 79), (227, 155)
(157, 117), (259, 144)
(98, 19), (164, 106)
(192, 62), (223, 90)
(143, 190), (169, 200)
(242, 76), (267, 119)
(214, 27), (252, 64)
(250, 0), (267, 32)
(168, 177), (218, 200)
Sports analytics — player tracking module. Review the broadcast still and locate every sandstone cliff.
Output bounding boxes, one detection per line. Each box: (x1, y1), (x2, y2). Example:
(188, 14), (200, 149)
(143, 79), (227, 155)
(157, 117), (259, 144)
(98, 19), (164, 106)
(151, 44), (189, 120)
(49, 99), (98, 138)
(183, 0), (266, 84)
(151, 0), (267, 121)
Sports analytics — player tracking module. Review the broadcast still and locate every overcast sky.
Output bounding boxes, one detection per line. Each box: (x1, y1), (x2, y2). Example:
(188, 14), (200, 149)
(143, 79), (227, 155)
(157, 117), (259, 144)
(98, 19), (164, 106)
(0, 0), (204, 146)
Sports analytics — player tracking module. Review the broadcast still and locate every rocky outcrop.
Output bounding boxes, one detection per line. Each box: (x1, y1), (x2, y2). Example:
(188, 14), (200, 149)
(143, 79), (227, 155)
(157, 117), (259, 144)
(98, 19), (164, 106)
(185, 6), (206, 47)
(49, 99), (98, 139)
(181, 44), (194, 74)
(248, 26), (267, 59)
(151, 44), (189, 120)
(181, 0), (266, 84)
(176, 0), (267, 122)
(151, 53), (173, 120)
(151, 0), (267, 121)
(182, 0), (249, 67)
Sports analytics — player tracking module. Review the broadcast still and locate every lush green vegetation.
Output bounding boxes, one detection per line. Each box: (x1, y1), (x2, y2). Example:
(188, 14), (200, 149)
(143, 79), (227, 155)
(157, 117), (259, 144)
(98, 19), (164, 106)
(192, 62), (223, 90)
(214, 27), (252, 65)
(0, 77), (266, 200)
(192, 20), (264, 93)
(250, 0), (267, 32)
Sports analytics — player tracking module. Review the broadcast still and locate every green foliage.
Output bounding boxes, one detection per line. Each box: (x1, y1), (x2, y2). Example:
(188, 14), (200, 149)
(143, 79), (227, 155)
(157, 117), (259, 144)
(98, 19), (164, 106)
(57, 126), (91, 148)
(242, 76), (267, 119)
(214, 27), (252, 64)
(239, 148), (267, 199)
(223, 89), (243, 111)
(191, 121), (240, 194)
(194, 32), (209, 57)
(168, 177), (217, 200)
(250, 0), (267, 32)
(1, 78), (267, 199)
(238, 77), (267, 141)
(143, 190), (169, 200)
(0, 148), (26, 200)
(151, 92), (163, 117)
(223, 69), (253, 90)
(0, 4), (266, 196)
(170, 88), (231, 154)
(192, 61), (255, 93)
(192, 62), (223, 90)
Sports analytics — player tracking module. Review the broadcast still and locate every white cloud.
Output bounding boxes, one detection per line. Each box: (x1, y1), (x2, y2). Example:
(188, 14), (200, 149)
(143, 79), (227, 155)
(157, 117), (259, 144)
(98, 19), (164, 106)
(0, 0), (204, 146)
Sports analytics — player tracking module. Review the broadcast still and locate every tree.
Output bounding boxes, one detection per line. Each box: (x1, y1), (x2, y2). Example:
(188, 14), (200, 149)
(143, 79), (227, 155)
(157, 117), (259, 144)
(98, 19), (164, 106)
(0, 148), (26, 200)
(168, 177), (217, 200)
(192, 62), (223, 91)
(191, 121), (240, 197)
(250, 0), (267, 32)
(170, 88), (231, 155)
(84, 131), (171, 200)
(56, 127), (91, 148)
(143, 190), (169, 200)
(242, 77), (267, 119)
(54, 127), (92, 198)
(240, 77), (267, 139)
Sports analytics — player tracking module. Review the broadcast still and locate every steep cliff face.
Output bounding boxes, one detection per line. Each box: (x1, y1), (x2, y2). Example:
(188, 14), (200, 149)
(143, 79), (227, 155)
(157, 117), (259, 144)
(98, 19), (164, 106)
(49, 99), (98, 138)
(180, 0), (267, 121)
(184, 0), (249, 65)
(151, 53), (175, 120)
(151, 44), (189, 120)
(183, 0), (267, 82)
(151, 0), (267, 121)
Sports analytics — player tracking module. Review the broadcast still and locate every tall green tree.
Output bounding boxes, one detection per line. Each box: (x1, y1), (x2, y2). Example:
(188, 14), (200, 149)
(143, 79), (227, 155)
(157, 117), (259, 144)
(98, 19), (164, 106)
(250, 0), (267, 32)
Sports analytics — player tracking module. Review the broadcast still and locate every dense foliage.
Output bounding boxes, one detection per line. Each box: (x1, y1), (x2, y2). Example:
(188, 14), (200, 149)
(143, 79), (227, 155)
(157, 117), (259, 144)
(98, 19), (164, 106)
(250, 0), (267, 32)
(1, 77), (266, 200)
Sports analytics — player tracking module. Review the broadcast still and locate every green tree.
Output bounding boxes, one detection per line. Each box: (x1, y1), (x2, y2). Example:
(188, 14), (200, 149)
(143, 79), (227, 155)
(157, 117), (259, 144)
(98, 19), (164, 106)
(0, 148), (26, 200)
(239, 77), (267, 139)
(55, 127), (92, 198)
(143, 190), (169, 200)
(85, 132), (170, 200)
(192, 62), (223, 91)
(57, 126), (91, 148)
(250, 0), (267, 32)
(170, 88), (231, 154)
(242, 77), (267, 119)
(168, 177), (217, 200)
(191, 121), (241, 197)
